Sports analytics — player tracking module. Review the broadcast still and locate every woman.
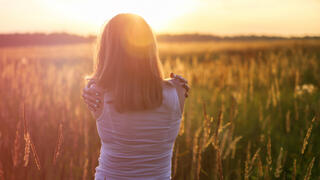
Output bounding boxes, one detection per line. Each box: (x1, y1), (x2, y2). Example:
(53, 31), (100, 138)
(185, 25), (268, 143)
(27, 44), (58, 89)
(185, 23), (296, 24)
(82, 13), (189, 180)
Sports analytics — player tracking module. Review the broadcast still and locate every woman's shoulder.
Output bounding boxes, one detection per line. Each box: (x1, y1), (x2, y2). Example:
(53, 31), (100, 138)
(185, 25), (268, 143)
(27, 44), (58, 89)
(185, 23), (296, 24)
(162, 78), (178, 88)
(162, 78), (186, 94)
(162, 78), (186, 113)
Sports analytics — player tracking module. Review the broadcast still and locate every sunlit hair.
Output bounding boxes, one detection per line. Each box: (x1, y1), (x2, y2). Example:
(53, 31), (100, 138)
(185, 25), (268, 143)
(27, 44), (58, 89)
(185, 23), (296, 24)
(92, 13), (164, 113)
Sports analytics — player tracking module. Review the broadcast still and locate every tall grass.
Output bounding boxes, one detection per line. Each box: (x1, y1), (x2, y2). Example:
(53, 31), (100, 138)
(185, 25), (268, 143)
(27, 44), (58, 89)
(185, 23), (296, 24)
(0, 40), (319, 179)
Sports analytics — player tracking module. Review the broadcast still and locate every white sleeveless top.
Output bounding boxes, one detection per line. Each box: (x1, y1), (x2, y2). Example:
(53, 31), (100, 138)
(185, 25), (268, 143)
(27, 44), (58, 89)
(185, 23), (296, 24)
(95, 80), (182, 180)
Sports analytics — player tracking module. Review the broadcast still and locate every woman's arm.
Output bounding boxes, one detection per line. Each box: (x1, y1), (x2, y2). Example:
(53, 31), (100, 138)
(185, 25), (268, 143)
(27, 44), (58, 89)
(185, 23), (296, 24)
(82, 80), (104, 119)
(82, 73), (190, 113)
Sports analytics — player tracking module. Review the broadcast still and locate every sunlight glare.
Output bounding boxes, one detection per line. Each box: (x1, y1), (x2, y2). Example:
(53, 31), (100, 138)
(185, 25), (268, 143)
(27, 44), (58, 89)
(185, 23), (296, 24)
(42, 0), (196, 33)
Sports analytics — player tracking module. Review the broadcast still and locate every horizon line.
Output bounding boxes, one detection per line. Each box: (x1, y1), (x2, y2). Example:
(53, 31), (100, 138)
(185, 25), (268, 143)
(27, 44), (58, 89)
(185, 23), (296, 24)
(1, 31), (320, 38)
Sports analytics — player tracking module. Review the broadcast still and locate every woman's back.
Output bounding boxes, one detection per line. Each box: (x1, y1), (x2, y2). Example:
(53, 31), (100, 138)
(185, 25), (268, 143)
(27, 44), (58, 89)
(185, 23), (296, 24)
(95, 79), (182, 180)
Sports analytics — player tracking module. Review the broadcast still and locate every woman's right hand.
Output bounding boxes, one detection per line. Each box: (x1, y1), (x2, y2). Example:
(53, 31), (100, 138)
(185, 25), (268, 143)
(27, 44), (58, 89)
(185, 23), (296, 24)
(82, 79), (104, 112)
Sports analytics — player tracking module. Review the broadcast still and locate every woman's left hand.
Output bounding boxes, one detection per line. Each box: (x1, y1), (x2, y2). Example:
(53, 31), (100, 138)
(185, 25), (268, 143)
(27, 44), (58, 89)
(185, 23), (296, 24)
(170, 73), (190, 98)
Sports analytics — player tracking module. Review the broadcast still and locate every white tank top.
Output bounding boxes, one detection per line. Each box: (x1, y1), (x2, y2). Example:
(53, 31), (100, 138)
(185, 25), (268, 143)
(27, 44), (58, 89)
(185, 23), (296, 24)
(95, 80), (182, 180)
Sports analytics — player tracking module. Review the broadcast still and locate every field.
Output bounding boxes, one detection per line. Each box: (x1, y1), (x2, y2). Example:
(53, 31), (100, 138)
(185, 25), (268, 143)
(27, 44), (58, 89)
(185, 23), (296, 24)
(0, 40), (320, 180)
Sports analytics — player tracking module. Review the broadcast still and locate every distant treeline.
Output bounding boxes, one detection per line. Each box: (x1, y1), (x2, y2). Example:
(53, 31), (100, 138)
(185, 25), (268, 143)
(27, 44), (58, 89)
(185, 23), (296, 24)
(0, 33), (319, 47)
(157, 34), (320, 42)
(0, 33), (96, 47)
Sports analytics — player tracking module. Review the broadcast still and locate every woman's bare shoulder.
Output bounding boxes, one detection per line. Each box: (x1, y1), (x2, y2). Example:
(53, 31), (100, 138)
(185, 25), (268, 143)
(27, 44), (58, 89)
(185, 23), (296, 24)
(163, 78), (174, 87)
(163, 78), (185, 92)
(163, 78), (186, 113)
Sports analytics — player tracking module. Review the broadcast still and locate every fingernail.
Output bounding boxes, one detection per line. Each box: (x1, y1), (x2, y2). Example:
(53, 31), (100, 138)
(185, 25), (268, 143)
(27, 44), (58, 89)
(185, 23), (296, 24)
(96, 99), (100, 103)
(96, 92), (99, 96)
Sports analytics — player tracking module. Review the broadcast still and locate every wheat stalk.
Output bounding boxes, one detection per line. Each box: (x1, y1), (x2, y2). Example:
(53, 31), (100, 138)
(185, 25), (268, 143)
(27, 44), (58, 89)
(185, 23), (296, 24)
(12, 120), (21, 167)
(257, 154), (264, 177)
(304, 157), (315, 180)
(216, 147), (224, 180)
(250, 148), (261, 166)
(244, 142), (251, 180)
(53, 121), (64, 165)
(274, 147), (284, 178)
(23, 132), (31, 167)
(214, 110), (223, 146)
(292, 159), (296, 180)
(301, 117), (316, 155)
(286, 111), (291, 133)
(196, 130), (204, 180)
(192, 127), (202, 179)
(266, 137), (272, 170)
(23, 104), (31, 167)
(30, 140), (41, 170)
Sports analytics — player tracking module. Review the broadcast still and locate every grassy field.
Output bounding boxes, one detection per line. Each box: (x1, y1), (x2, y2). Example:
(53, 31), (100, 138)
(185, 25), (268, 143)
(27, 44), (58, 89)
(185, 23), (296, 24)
(0, 40), (319, 180)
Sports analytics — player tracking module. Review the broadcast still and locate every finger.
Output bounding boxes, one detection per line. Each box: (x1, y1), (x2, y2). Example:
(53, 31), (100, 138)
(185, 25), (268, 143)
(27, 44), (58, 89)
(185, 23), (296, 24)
(180, 83), (190, 92)
(82, 94), (101, 106)
(83, 85), (102, 97)
(83, 98), (101, 109)
(87, 101), (100, 110)
(177, 82), (189, 92)
(82, 91), (102, 103)
(83, 86), (97, 97)
(171, 73), (188, 83)
(87, 79), (96, 88)
(170, 72), (176, 78)
(82, 95), (102, 107)
(87, 105), (96, 112)
(84, 88), (101, 97)
(82, 93), (102, 105)
(89, 83), (104, 93)
(86, 100), (97, 111)
(171, 79), (189, 92)
(175, 75), (188, 83)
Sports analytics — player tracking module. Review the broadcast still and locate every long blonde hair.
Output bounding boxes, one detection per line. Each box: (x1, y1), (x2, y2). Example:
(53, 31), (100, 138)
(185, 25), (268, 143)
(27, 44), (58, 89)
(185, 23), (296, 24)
(92, 13), (164, 113)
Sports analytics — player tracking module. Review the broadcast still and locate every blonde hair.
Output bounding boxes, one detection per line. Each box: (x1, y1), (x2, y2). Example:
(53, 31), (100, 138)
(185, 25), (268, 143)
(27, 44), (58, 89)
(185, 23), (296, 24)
(92, 13), (164, 113)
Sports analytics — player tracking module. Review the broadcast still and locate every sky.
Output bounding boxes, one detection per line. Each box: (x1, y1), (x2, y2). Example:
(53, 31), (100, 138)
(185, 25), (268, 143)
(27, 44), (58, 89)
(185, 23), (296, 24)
(1, 0), (320, 36)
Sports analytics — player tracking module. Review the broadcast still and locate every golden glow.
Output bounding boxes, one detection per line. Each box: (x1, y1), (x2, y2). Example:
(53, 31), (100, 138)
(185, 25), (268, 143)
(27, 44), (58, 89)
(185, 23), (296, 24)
(1, 0), (319, 36)
(41, 0), (196, 34)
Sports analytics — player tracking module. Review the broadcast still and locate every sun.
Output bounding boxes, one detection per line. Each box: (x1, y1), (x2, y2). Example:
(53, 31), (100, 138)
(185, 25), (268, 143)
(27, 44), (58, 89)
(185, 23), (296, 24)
(114, 0), (195, 32)
(41, 0), (196, 34)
